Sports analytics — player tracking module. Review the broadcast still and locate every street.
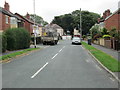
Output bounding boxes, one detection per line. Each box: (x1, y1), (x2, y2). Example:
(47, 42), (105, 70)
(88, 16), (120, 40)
(2, 40), (118, 88)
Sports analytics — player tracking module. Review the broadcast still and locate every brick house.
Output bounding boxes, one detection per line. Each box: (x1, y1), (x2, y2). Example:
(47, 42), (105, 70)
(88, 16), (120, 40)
(104, 8), (120, 32)
(15, 13), (34, 35)
(0, 2), (11, 32)
(98, 9), (120, 32)
(0, 2), (24, 32)
(96, 8), (120, 50)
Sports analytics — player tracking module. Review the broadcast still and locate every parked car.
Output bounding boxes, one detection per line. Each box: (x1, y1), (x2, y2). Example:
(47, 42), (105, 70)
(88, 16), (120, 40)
(72, 37), (81, 45)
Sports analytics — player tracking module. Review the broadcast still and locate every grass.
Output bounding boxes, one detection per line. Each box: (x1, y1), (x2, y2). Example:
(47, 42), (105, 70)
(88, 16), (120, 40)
(0, 48), (40, 61)
(82, 42), (120, 72)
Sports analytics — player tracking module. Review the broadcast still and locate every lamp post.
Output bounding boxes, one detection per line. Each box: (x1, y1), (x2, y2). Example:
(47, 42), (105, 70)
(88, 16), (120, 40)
(80, 8), (82, 42)
(33, 0), (36, 48)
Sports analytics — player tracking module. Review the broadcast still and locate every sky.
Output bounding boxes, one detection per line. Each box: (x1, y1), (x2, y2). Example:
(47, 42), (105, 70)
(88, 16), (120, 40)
(0, 0), (120, 23)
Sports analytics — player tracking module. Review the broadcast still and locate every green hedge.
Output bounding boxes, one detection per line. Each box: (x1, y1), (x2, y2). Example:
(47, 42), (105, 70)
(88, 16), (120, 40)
(5, 28), (31, 51)
(2, 33), (7, 52)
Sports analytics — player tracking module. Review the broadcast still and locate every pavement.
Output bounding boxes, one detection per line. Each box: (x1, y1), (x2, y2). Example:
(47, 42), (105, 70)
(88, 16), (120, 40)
(92, 43), (119, 60)
(1, 43), (44, 56)
(2, 40), (119, 88)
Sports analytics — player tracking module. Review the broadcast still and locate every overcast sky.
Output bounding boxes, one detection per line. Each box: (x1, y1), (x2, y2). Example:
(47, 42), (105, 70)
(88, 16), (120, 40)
(0, 0), (120, 23)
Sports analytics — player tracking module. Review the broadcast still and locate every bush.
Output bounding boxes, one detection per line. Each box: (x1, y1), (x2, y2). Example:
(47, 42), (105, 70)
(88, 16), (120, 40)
(101, 28), (109, 35)
(0, 33), (7, 53)
(5, 28), (31, 50)
(102, 35), (111, 38)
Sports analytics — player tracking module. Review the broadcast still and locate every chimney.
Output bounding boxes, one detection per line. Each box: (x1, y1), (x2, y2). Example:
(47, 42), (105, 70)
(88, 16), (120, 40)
(26, 13), (30, 19)
(106, 9), (111, 17)
(4, 1), (10, 11)
(102, 9), (111, 19)
(103, 12), (106, 20)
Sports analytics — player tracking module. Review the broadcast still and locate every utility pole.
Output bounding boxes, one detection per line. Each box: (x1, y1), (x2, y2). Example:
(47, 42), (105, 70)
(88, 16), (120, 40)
(80, 8), (82, 41)
(33, 0), (36, 48)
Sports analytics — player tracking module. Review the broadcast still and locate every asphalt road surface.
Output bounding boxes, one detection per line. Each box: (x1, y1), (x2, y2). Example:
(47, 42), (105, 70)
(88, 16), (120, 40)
(2, 40), (118, 88)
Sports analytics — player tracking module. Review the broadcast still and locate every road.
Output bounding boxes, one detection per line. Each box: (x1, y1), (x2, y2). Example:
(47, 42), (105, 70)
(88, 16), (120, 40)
(2, 40), (118, 88)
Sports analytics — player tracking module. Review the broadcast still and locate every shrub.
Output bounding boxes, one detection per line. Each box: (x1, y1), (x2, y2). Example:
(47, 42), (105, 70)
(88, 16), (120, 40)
(101, 28), (109, 35)
(109, 28), (117, 37)
(102, 35), (111, 38)
(0, 33), (7, 52)
(5, 28), (31, 50)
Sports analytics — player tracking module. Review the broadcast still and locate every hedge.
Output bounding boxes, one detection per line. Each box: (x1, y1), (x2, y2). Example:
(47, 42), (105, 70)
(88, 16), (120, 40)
(5, 28), (31, 51)
(2, 33), (7, 52)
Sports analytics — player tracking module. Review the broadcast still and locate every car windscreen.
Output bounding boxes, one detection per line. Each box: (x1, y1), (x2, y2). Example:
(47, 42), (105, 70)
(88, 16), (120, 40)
(73, 38), (80, 40)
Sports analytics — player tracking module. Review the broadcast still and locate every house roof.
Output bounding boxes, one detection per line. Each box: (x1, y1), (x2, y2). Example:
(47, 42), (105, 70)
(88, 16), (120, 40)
(0, 7), (14, 17)
(43, 24), (63, 32)
(105, 8), (120, 21)
(15, 13), (34, 24)
(0, 7), (23, 21)
(44, 24), (63, 29)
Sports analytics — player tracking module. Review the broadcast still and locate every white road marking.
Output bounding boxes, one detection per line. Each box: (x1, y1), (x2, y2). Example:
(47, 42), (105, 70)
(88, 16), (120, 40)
(110, 77), (115, 82)
(95, 65), (102, 71)
(59, 46), (65, 52)
(31, 62), (49, 79)
(52, 53), (58, 59)
(59, 49), (63, 52)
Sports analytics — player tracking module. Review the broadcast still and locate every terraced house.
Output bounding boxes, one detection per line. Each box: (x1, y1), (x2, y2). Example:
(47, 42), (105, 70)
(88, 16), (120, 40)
(0, 2), (24, 32)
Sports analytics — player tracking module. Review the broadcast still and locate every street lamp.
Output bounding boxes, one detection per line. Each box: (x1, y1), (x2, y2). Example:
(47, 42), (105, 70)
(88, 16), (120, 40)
(80, 8), (82, 41)
(33, 0), (36, 48)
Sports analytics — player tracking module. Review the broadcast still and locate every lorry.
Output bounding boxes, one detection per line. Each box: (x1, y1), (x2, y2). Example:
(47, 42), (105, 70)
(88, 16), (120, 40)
(41, 28), (59, 45)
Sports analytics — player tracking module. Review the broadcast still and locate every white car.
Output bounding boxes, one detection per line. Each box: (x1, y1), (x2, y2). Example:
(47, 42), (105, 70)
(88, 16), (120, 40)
(72, 37), (81, 45)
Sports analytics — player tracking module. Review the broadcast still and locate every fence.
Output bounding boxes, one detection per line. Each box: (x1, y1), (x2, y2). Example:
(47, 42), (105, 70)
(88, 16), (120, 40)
(93, 37), (120, 51)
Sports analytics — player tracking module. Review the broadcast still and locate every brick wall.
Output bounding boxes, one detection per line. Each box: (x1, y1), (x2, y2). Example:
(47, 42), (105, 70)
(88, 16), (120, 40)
(0, 13), (2, 31)
(24, 21), (33, 34)
(0, 12), (11, 31)
(2, 14), (10, 31)
(105, 12), (120, 31)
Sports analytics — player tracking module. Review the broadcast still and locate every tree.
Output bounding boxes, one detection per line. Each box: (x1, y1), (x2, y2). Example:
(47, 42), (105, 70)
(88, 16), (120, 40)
(90, 25), (101, 39)
(72, 10), (100, 35)
(52, 10), (100, 35)
(30, 14), (48, 26)
(52, 14), (74, 35)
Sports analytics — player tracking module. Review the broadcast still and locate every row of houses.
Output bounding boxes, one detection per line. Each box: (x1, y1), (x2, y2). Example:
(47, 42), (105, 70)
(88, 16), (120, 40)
(0, 2), (64, 38)
(92, 7), (120, 50)
(0, 2), (38, 35)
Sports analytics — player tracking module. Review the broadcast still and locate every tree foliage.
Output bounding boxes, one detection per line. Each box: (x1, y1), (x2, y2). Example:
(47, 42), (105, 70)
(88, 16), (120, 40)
(90, 25), (102, 40)
(52, 10), (100, 35)
(30, 14), (48, 26)
(52, 14), (74, 35)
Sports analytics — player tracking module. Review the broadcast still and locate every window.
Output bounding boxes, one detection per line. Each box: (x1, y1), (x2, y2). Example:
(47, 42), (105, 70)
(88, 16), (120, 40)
(5, 15), (9, 24)
(10, 17), (17, 25)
